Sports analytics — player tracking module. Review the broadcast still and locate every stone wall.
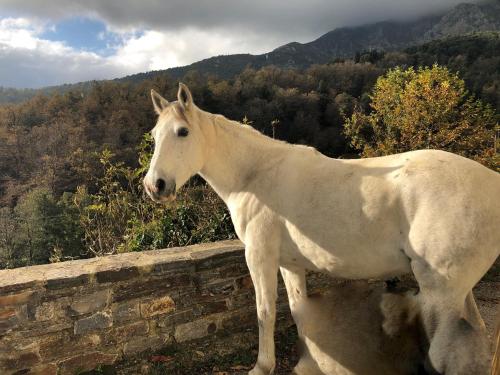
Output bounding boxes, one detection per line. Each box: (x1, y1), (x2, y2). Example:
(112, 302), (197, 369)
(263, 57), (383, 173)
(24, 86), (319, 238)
(0, 240), (332, 375)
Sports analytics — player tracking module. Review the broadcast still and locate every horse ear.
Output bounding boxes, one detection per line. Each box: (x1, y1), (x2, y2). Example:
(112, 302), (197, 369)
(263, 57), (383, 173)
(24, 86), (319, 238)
(151, 89), (169, 115)
(177, 83), (193, 110)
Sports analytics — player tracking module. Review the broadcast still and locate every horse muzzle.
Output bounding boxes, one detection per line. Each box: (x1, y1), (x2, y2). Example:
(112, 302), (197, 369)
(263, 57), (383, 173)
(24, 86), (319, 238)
(143, 177), (176, 203)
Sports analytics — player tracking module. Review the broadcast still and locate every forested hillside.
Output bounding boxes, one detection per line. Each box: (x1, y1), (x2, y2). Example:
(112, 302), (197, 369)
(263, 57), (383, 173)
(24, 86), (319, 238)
(0, 33), (498, 269)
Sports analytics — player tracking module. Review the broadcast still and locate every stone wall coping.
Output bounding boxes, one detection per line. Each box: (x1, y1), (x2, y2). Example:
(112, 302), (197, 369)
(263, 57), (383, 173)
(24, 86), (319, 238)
(0, 240), (244, 293)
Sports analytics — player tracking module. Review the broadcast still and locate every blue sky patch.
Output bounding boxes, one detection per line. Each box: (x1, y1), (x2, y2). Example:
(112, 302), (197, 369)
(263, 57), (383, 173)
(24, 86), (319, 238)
(40, 17), (118, 56)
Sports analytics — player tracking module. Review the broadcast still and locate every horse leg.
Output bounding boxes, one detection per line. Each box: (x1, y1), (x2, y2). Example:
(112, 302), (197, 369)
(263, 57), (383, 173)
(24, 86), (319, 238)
(411, 260), (491, 375)
(280, 267), (312, 375)
(464, 291), (486, 331)
(246, 244), (279, 375)
(419, 298), (490, 375)
(280, 266), (307, 314)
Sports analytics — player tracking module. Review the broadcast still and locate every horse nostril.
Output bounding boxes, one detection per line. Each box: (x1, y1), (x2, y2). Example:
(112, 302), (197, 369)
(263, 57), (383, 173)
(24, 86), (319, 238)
(155, 178), (166, 193)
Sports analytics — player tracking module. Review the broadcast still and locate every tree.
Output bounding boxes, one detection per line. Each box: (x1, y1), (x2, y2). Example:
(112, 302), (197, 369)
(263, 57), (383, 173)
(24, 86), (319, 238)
(15, 188), (54, 264)
(344, 65), (499, 170)
(0, 207), (19, 268)
(14, 187), (84, 265)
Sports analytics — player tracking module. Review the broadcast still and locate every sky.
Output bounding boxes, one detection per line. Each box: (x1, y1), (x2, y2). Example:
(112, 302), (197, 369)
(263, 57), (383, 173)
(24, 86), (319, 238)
(0, 0), (478, 89)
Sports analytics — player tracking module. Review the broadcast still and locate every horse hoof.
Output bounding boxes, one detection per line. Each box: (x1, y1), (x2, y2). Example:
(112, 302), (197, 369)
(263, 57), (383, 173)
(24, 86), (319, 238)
(248, 362), (275, 375)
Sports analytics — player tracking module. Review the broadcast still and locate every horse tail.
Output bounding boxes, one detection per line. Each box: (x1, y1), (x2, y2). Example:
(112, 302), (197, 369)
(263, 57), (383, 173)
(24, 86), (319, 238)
(380, 290), (419, 337)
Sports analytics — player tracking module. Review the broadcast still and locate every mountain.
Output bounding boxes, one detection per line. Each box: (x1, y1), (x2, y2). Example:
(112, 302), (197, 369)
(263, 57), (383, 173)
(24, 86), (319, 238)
(1, 1), (499, 104)
(117, 16), (441, 85)
(424, 1), (500, 40)
(119, 1), (500, 82)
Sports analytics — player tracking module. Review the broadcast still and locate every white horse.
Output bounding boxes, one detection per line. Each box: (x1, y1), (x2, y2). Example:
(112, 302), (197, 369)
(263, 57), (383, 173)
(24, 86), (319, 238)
(144, 84), (500, 375)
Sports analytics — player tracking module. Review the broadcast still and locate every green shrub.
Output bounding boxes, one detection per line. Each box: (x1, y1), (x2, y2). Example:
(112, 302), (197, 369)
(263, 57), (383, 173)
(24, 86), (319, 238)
(74, 134), (235, 256)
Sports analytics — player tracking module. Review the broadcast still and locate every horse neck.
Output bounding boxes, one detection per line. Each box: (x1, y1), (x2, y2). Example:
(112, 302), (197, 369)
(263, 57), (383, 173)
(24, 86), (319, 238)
(198, 112), (283, 203)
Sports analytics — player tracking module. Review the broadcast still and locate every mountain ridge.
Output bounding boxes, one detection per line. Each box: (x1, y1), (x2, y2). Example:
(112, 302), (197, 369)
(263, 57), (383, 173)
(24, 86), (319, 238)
(117, 1), (500, 82)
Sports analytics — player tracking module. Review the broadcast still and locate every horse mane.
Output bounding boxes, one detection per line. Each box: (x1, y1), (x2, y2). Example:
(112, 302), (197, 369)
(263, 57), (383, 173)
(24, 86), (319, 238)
(161, 101), (189, 123)
(209, 111), (319, 154)
(165, 100), (320, 155)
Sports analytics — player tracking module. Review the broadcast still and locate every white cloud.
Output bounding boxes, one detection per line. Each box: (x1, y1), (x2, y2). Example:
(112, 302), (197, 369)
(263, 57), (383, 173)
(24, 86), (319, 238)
(0, 16), (285, 88)
(0, 0), (479, 40)
(0, 17), (47, 49)
(0, 17), (123, 87)
(111, 31), (183, 71)
(110, 28), (283, 72)
(0, 0), (482, 88)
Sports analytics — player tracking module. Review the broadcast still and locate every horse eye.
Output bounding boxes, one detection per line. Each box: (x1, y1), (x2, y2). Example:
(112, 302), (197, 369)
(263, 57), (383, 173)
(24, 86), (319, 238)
(177, 127), (189, 137)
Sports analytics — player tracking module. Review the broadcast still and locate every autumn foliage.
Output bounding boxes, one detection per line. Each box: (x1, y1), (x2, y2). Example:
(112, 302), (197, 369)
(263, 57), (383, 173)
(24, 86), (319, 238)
(345, 65), (499, 170)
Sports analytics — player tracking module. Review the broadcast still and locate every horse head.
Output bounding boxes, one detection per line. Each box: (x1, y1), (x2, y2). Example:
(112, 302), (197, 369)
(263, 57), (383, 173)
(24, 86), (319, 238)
(143, 83), (209, 202)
